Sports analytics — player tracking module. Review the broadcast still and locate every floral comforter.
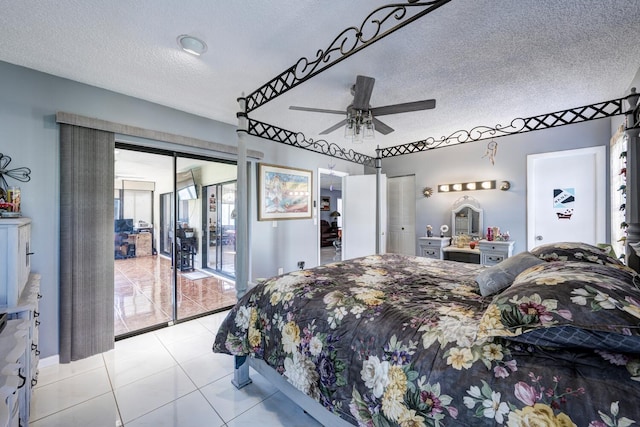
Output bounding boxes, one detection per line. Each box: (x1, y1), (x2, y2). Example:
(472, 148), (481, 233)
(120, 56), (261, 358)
(213, 254), (640, 426)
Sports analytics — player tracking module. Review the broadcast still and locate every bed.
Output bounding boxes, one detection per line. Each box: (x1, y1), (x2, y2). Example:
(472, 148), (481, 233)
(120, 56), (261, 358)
(213, 242), (640, 426)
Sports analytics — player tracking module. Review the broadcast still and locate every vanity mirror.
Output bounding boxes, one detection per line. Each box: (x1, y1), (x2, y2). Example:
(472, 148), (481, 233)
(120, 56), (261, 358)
(451, 195), (483, 238)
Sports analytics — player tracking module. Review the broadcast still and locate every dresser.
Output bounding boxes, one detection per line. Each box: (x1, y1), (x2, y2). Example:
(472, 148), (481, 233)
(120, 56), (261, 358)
(418, 237), (451, 260)
(0, 218), (40, 427)
(478, 240), (515, 266)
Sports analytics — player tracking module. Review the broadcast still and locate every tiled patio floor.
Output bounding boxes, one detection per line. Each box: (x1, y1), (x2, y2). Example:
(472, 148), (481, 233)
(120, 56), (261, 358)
(114, 256), (236, 336)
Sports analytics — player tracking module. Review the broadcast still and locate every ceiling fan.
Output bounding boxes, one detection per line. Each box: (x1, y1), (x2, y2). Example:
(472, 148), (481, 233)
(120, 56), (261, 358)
(289, 75), (436, 136)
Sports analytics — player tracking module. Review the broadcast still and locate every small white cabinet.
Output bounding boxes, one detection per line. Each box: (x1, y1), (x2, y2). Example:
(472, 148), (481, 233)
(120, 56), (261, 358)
(0, 218), (32, 307)
(418, 237), (451, 260)
(478, 240), (515, 266)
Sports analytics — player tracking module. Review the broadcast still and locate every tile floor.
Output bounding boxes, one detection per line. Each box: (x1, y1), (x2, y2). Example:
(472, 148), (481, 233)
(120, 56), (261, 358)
(31, 311), (323, 426)
(114, 256), (237, 336)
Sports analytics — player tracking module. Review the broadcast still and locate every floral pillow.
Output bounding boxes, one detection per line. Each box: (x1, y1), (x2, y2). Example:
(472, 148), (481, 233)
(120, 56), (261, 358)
(478, 261), (640, 353)
(530, 241), (624, 266)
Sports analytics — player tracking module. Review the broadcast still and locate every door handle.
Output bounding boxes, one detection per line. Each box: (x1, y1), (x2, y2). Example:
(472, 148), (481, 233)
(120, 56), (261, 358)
(536, 235), (543, 241)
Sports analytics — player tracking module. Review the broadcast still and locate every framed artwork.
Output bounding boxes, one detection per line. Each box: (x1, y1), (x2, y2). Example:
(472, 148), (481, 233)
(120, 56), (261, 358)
(258, 163), (313, 221)
(320, 196), (330, 211)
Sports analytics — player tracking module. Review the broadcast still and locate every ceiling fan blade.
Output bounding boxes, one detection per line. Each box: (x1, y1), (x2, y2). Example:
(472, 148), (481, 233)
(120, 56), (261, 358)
(289, 106), (345, 115)
(352, 75), (375, 110)
(370, 99), (436, 116)
(319, 119), (348, 135)
(372, 117), (394, 135)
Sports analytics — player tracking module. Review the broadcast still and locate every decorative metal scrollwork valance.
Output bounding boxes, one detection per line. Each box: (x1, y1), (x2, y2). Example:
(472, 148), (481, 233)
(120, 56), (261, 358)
(244, 1), (451, 114)
(247, 119), (376, 167)
(380, 97), (627, 158)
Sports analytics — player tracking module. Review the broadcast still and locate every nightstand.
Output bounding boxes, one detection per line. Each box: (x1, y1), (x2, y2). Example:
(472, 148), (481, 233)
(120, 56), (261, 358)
(478, 240), (515, 266)
(418, 237), (451, 260)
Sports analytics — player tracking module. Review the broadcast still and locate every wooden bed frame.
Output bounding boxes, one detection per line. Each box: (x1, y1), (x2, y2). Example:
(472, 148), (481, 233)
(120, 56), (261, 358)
(228, 2), (640, 426)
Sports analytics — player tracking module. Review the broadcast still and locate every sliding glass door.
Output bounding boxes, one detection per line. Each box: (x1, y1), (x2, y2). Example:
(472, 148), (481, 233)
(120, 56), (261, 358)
(114, 148), (173, 336)
(114, 145), (238, 338)
(203, 180), (236, 278)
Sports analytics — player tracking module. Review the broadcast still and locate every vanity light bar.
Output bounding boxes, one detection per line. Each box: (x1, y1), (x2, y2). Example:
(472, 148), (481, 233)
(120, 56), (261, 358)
(438, 180), (496, 192)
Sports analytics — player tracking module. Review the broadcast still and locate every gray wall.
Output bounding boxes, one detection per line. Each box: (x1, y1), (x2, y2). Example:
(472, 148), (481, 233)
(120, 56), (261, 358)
(381, 119), (613, 255)
(0, 61), (362, 359)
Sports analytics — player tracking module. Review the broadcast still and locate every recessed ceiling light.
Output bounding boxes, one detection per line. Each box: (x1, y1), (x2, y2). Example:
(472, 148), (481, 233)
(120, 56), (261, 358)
(177, 34), (207, 56)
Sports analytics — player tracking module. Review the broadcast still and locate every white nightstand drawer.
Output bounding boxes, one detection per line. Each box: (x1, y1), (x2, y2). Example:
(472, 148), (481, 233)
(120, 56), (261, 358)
(421, 248), (439, 259)
(482, 253), (505, 266)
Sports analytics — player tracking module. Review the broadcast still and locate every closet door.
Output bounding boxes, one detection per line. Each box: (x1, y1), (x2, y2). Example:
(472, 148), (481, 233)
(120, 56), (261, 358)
(387, 175), (416, 255)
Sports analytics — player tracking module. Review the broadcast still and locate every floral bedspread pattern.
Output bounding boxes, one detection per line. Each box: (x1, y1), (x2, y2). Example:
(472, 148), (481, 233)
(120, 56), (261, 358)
(213, 254), (640, 426)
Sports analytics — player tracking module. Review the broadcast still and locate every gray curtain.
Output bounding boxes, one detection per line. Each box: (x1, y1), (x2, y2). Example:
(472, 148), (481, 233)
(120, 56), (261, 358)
(59, 124), (115, 363)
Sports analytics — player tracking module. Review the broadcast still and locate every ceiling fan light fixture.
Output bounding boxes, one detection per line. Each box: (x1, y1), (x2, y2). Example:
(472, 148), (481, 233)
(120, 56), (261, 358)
(177, 34), (207, 56)
(344, 112), (355, 139)
(363, 111), (375, 139)
(353, 127), (364, 144)
(290, 75), (435, 141)
(344, 110), (374, 143)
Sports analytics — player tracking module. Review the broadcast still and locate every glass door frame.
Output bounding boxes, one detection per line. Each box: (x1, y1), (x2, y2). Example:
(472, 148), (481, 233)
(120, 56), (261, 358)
(114, 142), (237, 339)
(202, 180), (237, 278)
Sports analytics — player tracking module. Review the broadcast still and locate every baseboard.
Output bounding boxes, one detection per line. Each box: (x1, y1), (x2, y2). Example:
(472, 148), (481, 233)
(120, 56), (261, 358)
(38, 354), (59, 368)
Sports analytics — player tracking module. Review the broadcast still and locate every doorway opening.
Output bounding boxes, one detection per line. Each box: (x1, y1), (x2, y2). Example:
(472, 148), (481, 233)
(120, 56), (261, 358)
(114, 144), (237, 339)
(319, 168), (347, 265)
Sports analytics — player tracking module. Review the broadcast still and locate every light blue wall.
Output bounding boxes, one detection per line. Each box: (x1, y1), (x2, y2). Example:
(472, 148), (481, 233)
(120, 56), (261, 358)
(381, 119), (613, 255)
(0, 61), (362, 359)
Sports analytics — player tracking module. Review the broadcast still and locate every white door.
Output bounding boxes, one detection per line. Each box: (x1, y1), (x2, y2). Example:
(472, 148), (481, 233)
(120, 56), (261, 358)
(343, 174), (387, 259)
(527, 146), (606, 250)
(387, 175), (416, 255)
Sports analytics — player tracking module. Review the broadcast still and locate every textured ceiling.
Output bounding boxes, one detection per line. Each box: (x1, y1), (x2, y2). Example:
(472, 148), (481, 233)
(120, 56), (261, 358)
(1, 0), (639, 157)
